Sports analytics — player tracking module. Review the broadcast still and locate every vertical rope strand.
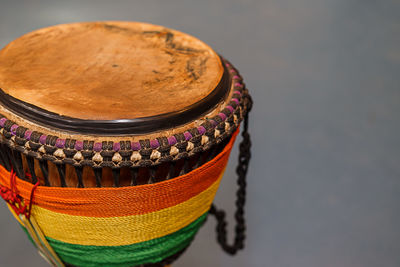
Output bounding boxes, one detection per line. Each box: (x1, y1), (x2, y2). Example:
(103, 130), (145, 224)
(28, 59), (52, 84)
(26, 156), (38, 184)
(93, 168), (102, 188)
(11, 150), (25, 180)
(179, 158), (189, 176)
(209, 94), (252, 255)
(192, 152), (203, 170)
(148, 166), (157, 184)
(112, 169), (120, 187)
(166, 162), (176, 180)
(130, 167), (139, 186)
(39, 160), (50, 186)
(0, 144), (11, 171)
(56, 164), (66, 187)
(74, 166), (84, 188)
(0, 147), (6, 167)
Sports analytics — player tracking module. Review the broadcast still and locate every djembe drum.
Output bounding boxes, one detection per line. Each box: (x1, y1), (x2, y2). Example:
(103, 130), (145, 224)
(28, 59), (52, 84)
(0, 22), (252, 267)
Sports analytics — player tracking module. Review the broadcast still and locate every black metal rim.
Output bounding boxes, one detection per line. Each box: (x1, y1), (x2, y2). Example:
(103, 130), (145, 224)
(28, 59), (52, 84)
(0, 59), (229, 136)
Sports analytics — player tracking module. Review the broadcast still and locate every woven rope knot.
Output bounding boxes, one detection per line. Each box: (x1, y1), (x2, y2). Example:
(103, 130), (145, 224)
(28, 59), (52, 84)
(0, 183), (27, 216)
(0, 169), (39, 219)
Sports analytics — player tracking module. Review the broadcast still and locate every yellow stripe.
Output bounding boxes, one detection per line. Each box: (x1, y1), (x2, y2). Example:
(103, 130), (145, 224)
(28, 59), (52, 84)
(29, 174), (223, 246)
(7, 203), (23, 224)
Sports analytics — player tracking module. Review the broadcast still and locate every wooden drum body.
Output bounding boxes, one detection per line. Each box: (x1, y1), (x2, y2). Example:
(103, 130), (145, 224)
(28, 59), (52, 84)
(0, 22), (252, 267)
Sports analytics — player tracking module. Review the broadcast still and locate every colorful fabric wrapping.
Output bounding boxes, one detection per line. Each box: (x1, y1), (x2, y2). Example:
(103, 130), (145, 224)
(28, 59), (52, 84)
(0, 130), (238, 267)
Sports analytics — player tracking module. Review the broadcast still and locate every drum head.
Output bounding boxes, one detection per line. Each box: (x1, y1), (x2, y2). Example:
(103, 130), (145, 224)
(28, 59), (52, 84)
(0, 22), (227, 134)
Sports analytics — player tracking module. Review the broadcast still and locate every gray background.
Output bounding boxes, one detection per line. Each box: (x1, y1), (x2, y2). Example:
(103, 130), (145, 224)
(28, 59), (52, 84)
(1, 0), (400, 266)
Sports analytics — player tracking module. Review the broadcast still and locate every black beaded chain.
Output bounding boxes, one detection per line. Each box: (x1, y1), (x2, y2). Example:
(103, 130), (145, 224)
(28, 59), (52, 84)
(209, 94), (252, 255)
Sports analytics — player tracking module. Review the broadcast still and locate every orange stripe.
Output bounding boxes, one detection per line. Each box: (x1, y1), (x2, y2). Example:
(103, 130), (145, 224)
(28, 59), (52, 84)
(0, 129), (238, 217)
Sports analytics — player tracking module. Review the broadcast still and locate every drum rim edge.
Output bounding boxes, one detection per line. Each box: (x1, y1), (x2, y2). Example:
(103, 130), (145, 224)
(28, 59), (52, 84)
(0, 59), (251, 169)
(0, 57), (230, 135)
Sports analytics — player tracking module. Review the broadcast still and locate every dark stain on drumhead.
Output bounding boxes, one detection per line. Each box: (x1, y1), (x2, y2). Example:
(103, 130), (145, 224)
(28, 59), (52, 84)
(142, 29), (209, 82)
(143, 30), (205, 55)
(186, 57), (208, 80)
(100, 24), (210, 87)
(164, 32), (205, 54)
(102, 23), (134, 34)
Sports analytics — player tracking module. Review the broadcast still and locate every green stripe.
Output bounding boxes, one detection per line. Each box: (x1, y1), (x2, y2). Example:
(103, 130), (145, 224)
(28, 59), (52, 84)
(22, 213), (207, 267)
